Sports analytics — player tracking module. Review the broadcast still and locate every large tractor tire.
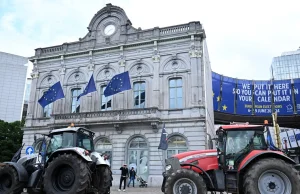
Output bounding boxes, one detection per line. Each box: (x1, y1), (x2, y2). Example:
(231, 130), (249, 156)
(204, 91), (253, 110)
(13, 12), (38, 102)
(243, 158), (300, 194)
(0, 164), (24, 194)
(43, 153), (91, 194)
(98, 165), (112, 194)
(164, 169), (207, 194)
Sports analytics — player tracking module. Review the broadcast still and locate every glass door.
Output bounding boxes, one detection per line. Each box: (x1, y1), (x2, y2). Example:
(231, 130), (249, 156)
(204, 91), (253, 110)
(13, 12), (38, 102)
(128, 150), (149, 181)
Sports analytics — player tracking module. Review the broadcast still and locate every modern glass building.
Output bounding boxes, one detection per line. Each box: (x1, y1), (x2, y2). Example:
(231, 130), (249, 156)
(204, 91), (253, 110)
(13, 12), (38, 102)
(271, 47), (300, 80)
(0, 51), (28, 122)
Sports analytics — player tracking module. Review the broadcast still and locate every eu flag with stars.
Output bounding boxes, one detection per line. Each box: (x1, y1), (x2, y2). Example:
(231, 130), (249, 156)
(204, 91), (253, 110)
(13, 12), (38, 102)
(158, 124), (168, 150)
(104, 71), (131, 97)
(77, 75), (97, 101)
(38, 81), (65, 108)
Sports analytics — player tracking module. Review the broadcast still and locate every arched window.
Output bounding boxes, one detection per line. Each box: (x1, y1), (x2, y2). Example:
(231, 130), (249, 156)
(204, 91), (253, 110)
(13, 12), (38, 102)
(167, 135), (188, 158)
(42, 91), (53, 117)
(71, 88), (81, 113)
(100, 86), (112, 111)
(169, 78), (182, 109)
(94, 137), (112, 164)
(133, 82), (145, 108)
(127, 137), (148, 181)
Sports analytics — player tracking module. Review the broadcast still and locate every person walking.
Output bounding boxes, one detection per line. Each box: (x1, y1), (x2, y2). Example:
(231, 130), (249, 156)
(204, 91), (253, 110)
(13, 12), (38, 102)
(118, 164), (129, 191)
(127, 167), (136, 187)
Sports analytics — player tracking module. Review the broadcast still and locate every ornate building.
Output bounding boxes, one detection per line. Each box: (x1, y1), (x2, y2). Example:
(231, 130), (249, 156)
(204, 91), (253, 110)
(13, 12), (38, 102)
(23, 4), (214, 186)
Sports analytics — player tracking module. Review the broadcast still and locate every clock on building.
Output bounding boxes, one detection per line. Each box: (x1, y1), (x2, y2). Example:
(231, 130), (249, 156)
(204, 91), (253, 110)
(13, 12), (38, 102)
(104, 24), (116, 36)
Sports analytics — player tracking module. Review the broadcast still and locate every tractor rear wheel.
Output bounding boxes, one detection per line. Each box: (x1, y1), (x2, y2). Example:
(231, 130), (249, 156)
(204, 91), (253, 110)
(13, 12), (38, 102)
(0, 164), (24, 194)
(243, 158), (300, 194)
(43, 153), (91, 194)
(164, 169), (207, 194)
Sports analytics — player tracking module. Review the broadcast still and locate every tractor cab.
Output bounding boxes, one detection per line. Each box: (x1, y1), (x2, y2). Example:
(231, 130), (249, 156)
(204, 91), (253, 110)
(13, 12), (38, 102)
(216, 123), (268, 171)
(47, 127), (95, 156)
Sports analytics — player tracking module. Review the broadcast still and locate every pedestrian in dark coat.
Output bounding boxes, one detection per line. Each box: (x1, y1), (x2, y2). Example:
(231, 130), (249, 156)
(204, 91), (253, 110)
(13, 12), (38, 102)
(118, 164), (129, 191)
(127, 167), (136, 187)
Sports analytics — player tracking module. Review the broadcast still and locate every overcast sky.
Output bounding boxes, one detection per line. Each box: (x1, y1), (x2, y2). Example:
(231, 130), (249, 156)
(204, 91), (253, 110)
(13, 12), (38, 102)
(1, 0), (300, 80)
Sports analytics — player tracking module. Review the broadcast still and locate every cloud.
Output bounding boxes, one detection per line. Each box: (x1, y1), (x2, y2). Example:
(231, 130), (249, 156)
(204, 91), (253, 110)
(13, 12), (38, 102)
(1, 0), (300, 80)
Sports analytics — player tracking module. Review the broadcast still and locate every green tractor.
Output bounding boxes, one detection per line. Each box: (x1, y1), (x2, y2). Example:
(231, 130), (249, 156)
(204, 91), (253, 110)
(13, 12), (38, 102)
(0, 127), (112, 194)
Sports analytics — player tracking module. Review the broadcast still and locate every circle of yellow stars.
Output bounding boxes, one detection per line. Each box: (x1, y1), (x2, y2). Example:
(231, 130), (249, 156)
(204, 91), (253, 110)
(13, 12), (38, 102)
(44, 88), (57, 102)
(109, 77), (123, 91)
(213, 92), (227, 111)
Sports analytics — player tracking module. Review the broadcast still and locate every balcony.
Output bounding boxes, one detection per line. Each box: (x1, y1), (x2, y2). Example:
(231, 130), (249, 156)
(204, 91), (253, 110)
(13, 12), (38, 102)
(50, 107), (161, 132)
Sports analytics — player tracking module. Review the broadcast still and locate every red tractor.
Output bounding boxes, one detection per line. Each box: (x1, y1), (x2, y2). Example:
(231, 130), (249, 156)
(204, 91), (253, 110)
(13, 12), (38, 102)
(161, 122), (300, 194)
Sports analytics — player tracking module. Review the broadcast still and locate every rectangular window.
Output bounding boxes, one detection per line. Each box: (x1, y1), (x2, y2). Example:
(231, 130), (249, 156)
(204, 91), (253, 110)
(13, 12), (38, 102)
(169, 78), (183, 109)
(101, 86), (112, 111)
(71, 88), (81, 113)
(133, 82), (145, 108)
(43, 91), (53, 117)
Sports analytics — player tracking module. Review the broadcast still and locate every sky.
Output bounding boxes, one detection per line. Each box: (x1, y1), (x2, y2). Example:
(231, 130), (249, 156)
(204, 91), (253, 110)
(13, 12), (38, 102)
(1, 0), (300, 80)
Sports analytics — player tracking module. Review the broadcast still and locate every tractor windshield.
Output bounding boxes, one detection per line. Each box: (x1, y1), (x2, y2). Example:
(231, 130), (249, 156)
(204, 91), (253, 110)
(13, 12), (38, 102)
(47, 132), (75, 154)
(226, 130), (268, 167)
(77, 132), (93, 152)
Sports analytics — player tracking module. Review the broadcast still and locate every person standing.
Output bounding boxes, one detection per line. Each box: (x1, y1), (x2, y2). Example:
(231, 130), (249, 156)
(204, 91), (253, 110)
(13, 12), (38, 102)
(118, 164), (129, 191)
(127, 167), (136, 187)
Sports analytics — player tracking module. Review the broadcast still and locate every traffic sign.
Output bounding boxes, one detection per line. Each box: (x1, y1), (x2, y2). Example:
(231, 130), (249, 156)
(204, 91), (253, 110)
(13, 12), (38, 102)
(25, 146), (34, 155)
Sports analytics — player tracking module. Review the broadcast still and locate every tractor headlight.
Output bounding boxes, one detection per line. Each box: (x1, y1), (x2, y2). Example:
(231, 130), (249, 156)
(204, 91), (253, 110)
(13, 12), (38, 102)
(165, 165), (171, 171)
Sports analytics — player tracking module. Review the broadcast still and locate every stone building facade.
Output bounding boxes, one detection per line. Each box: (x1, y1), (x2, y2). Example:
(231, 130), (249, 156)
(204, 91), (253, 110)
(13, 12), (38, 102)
(23, 4), (214, 186)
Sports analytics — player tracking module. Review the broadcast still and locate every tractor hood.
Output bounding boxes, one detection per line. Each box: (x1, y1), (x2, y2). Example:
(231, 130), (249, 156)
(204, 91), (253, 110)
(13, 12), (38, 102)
(173, 149), (217, 163)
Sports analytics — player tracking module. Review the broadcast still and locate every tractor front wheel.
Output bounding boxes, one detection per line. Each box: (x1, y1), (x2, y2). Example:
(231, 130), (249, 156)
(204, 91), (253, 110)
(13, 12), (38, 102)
(43, 153), (91, 194)
(164, 169), (207, 194)
(243, 158), (300, 194)
(0, 164), (24, 194)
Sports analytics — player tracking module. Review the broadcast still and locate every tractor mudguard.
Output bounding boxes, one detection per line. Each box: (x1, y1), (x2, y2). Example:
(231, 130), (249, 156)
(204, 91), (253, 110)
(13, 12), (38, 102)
(48, 147), (92, 163)
(238, 150), (296, 172)
(27, 169), (42, 188)
(90, 152), (109, 166)
(4, 162), (28, 182)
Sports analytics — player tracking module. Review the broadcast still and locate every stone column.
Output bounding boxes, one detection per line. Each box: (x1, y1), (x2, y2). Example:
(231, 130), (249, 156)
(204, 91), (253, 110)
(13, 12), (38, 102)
(189, 35), (202, 107)
(87, 54), (95, 112)
(25, 60), (39, 127)
(152, 41), (160, 108)
(58, 56), (66, 114)
(118, 46), (126, 110)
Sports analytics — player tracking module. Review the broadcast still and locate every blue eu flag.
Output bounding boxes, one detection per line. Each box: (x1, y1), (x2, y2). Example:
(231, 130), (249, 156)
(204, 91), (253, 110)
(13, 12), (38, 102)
(158, 124), (168, 150)
(77, 75), (97, 101)
(38, 81), (65, 108)
(104, 71), (131, 97)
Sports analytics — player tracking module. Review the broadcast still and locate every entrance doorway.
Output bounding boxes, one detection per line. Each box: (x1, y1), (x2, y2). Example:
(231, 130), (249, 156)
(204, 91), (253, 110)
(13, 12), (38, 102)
(128, 137), (149, 181)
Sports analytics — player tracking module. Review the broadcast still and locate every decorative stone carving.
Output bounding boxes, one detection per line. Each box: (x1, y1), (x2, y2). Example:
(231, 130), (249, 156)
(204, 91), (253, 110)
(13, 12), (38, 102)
(41, 75), (57, 87)
(163, 59), (187, 72)
(96, 67), (116, 81)
(151, 122), (159, 133)
(88, 63), (95, 71)
(189, 45), (202, 58)
(152, 49), (160, 62)
(59, 67), (66, 75)
(114, 124), (122, 134)
(67, 72), (85, 84)
(118, 54), (126, 66)
(129, 63), (150, 76)
(31, 71), (39, 79)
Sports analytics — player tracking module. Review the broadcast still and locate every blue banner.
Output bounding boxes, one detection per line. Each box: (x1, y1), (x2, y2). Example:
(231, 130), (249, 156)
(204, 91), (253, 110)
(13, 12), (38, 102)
(253, 80), (272, 116)
(294, 79), (300, 113)
(236, 79), (253, 115)
(212, 72), (221, 111)
(220, 76), (235, 114)
(273, 80), (294, 115)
